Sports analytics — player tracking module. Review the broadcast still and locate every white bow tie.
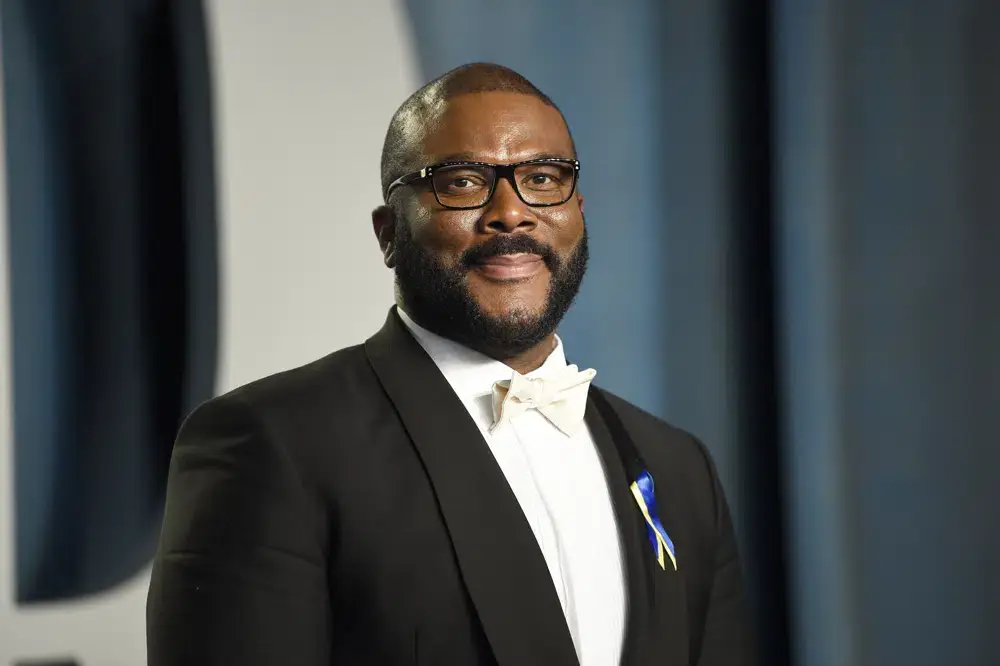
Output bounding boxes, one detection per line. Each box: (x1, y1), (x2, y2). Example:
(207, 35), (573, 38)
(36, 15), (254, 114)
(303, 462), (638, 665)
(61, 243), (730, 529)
(490, 365), (597, 437)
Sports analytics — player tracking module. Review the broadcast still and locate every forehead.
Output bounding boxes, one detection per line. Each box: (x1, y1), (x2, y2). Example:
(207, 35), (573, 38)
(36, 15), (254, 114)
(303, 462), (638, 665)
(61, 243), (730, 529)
(420, 91), (574, 163)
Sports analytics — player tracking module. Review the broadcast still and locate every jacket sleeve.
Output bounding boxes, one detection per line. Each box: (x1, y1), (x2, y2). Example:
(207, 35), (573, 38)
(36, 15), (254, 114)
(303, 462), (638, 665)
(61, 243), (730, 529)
(695, 450), (756, 666)
(146, 393), (331, 665)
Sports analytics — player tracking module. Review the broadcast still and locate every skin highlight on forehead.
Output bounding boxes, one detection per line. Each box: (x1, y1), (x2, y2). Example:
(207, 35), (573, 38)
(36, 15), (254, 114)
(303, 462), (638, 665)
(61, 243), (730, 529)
(389, 108), (430, 175)
(419, 92), (574, 166)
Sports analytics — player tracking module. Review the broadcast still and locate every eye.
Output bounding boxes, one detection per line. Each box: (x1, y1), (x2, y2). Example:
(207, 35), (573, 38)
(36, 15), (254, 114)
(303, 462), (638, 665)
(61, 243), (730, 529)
(449, 176), (478, 189)
(432, 166), (491, 198)
(519, 167), (566, 191)
(441, 173), (487, 192)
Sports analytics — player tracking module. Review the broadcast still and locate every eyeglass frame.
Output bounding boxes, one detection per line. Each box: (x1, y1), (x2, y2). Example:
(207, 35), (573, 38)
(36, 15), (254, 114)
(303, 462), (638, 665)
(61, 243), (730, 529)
(384, 157), (581, 210)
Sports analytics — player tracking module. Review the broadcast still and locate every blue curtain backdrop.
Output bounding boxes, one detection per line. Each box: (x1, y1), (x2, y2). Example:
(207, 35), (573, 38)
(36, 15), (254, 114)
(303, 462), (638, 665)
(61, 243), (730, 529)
(406, 1), (1000, 665)
(2, 0), (218, 602)
(775, 2), (1000, 665)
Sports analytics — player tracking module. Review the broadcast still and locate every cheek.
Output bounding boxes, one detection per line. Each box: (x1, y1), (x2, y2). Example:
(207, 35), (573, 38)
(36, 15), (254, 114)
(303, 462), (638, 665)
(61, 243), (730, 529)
(410, 210), (477, 264)
(547, 211), (585, 250)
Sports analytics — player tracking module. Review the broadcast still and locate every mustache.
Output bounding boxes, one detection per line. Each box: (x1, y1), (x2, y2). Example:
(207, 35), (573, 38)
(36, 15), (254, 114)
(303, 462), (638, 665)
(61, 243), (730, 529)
(461, 234), (559, 269)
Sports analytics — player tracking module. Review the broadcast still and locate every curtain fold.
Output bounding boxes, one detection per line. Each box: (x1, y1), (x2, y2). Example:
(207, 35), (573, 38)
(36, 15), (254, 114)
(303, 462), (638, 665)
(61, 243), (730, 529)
(2, 0), (218, 602)
(775, 2), (1000, 664)
(405, 1), (1000, 664)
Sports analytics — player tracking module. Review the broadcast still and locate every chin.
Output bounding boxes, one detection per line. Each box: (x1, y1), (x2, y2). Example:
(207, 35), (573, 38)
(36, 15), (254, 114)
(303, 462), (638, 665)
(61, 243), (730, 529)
(470, 286), (549, 317)
(474, 298), (547, 324)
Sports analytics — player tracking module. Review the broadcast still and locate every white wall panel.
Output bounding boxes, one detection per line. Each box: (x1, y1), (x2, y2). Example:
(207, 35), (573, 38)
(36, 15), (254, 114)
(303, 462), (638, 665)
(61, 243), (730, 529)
(0, 2), (418, 662)
(209, 0), (419, 393)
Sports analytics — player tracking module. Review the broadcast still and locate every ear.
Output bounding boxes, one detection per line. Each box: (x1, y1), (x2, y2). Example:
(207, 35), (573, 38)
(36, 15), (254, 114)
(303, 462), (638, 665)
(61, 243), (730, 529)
(576, 191), (585, 215)
(372, 205), (397, 268)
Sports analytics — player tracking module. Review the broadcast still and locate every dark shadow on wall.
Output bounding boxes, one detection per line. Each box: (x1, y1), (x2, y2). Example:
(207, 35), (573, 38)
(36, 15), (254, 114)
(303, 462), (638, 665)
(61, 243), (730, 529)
(2, 0), (218, 602)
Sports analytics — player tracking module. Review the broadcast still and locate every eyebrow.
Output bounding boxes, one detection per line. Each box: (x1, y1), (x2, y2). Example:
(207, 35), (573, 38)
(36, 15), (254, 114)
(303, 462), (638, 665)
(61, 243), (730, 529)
(432, 151), (574, 164)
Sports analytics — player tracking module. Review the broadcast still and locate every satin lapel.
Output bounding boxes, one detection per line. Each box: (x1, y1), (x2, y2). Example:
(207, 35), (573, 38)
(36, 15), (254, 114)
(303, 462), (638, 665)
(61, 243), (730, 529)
(584, 398), (651, 666)
(585, 391), (689, 666)
(364, 309), (579, 666)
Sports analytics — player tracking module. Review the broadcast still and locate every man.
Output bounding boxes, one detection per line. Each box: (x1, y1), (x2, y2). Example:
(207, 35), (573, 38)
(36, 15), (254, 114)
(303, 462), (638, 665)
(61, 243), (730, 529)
(147, 62), (754, 665)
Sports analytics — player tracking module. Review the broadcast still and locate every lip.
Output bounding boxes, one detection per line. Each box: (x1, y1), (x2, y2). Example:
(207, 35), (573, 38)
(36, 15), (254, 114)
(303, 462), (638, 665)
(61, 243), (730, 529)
(472, 253), (545, 281)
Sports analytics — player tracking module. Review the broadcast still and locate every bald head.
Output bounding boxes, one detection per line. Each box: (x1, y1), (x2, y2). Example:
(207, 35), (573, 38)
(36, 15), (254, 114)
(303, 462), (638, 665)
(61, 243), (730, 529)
(380, 62), (573, 201)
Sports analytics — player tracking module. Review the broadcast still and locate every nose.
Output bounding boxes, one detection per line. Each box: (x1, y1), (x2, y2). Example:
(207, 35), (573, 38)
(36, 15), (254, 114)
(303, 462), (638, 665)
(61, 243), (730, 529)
(480, 175), (538, 233)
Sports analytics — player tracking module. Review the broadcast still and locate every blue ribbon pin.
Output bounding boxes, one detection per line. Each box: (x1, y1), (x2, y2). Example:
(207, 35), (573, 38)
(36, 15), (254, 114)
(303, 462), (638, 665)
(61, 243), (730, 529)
(629, 470), (677, 571)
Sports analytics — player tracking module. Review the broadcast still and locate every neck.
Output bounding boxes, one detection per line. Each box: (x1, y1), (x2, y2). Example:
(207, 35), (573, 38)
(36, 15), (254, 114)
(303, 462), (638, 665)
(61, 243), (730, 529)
(397, 302), (558, 375)
(496, 335), (558, 375)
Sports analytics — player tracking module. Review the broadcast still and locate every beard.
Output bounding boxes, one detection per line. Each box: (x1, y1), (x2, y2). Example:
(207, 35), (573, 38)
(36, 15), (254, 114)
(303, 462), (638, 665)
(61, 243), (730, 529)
(393, 218), (589, 359)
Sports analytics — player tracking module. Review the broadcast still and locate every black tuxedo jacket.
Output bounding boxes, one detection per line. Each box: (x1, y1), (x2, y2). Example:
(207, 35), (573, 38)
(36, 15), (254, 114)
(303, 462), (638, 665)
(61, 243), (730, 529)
(147, 309), (753, 665)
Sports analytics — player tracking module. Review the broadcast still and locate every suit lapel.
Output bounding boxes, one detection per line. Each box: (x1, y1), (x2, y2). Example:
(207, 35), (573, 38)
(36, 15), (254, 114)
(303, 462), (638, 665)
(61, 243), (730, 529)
(585, 391), (689, 666)
(584, 399), (652, 665)
(365, 309), (579, 666)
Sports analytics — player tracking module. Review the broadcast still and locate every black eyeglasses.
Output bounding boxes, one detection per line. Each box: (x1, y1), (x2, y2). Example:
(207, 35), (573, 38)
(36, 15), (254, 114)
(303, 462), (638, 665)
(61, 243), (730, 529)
(385, 158), (580, 210)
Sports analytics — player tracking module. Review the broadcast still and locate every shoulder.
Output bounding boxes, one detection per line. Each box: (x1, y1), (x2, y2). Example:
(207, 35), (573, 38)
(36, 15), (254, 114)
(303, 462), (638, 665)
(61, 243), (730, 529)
(174, 342), (392, 488)
(594, 387), (724, 519)
(595, 387), (717, 476)
(170, 344), (382, 527)
(225, 343), (372, 409)
(185, 343), (376, 429)
(158, 352), (367, 568)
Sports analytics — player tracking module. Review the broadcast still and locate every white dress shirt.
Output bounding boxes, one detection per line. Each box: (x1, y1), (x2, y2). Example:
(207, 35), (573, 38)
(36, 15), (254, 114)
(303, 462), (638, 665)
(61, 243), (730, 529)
(397, 308), (627, 666)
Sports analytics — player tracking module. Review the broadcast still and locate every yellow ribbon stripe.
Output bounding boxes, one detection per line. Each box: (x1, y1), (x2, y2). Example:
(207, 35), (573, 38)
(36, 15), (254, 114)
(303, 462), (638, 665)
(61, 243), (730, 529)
(630, 482), (678, 571)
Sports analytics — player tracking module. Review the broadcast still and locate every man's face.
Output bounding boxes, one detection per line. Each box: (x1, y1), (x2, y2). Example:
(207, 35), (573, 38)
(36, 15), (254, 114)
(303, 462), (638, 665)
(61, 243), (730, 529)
(386, 91), (588, 357)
